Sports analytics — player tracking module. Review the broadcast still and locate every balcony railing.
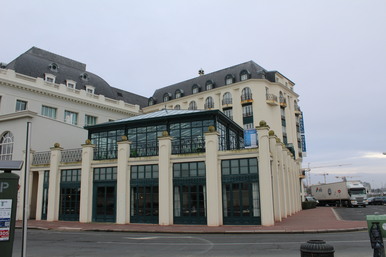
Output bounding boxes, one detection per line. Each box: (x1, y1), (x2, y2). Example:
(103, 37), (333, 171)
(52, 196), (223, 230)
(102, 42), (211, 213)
(266, 94), (278, 106)
(241, 94), (253, 103)
(61, 148), (82, 163)
(279, 97), (287, 107)
(222, 98), (232, 106)
(32, 151), (51, 165)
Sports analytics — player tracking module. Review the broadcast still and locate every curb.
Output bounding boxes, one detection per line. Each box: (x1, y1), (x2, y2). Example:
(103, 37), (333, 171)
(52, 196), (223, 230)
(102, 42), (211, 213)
(16, 225), (368, 234)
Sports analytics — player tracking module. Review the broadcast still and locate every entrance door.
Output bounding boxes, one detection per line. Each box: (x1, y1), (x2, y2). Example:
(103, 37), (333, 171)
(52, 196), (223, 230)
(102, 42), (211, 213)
(222, 182), (260, 225)
(93, 183), (116, 222)
(173, 184), (206, 224)
(131, 186), (159, 224)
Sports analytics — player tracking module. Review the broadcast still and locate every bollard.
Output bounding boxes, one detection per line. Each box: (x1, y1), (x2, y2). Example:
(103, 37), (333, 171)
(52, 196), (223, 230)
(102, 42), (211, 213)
(300, 240), (335, 257)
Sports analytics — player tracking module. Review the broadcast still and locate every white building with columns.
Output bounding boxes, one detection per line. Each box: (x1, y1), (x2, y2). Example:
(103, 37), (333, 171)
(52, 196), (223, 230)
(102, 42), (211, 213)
(29, 109), (302, 226)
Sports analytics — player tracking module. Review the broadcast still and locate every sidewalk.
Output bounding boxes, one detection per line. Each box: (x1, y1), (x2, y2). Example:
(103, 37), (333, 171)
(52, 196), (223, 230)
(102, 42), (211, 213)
(16, 207), (367, 234)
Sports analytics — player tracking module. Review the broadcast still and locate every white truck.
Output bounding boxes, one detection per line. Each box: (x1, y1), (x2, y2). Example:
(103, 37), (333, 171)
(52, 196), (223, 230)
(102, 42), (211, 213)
(310, 181), (368, 207)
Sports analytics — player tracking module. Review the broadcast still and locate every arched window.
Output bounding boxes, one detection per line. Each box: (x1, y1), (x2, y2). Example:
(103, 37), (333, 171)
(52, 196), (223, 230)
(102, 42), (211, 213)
(174, 104), (181, 110)
(0, 131), (14, 160)
(148, 97), (156, 106)
(188, 101), (197, 110)
(205, 80), (215, 91)
(175, 89), (184, 99)
(240, 70), (250, 81)
(192, 84), (201, 94)
(222, 92), (232, 105)
(163, 93), (172, 102)
(204, 97), (214, 109)
(241, 87), (252, 101)
(225, 74), (234, 85)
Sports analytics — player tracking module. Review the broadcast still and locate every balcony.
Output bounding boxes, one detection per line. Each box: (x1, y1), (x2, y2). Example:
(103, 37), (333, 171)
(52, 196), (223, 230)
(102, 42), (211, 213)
(241, 94), (253, 104)
(266, 94), (278, 106)
(279, 97), (287, 107)
(294, 105), (302, 115)
(222, 98), (233, 108)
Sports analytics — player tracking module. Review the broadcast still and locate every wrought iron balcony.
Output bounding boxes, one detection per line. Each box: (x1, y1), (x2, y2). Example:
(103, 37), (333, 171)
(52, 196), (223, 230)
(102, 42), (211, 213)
(279, 96), (287, 107)
(266, 94), (278, 106)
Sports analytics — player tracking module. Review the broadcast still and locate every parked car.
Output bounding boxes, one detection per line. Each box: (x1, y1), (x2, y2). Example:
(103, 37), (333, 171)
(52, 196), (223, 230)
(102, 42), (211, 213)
(305, 196), (319, 204)
(368, 196), (386, 205)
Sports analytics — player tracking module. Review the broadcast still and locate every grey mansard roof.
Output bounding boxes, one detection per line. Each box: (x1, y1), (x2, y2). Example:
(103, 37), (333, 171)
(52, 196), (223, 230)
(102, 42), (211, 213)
(6, 47), (148, 108)
(150, 60), (286, 104)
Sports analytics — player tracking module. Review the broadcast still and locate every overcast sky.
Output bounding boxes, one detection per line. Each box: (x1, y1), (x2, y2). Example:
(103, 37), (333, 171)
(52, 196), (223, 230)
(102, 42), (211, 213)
(2, 0), (386, 188)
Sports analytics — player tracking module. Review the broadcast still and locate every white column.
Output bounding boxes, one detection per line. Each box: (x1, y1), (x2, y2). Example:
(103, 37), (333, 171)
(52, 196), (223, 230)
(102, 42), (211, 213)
(158, 132), (173, 225)
(269, 131), (282, 222)
(205, 128), (221, 226)
(47, 144), (62, 221)
(35, 170), (45, 220)
(257, 121), (274, 226)
(79, 141), (94, 223)
(277, 142), (287, 219)
(116, 139), (130, 224)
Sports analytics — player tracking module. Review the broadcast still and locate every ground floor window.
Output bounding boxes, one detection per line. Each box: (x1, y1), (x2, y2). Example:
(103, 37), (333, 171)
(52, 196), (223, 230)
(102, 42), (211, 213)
(93, 167), (117, 222)
(173, 162), (206, 225)
(59, 169), (81, 221)
(130, 165), (159, 224)
(222, 158), (261, 225)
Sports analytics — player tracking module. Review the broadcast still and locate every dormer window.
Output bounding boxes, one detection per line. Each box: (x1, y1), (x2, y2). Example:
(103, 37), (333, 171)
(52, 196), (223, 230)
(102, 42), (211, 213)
(49, 63), (59, 72)
(86, 85), (95, 94)
(240, 70), (250, 81)
(192, 84), (201, 94)
(225, 74), (234, 85)
(163, 93), (172, 102)
(205, 80), (214, 90)
(80, 72), (89, 81)
(66, 80), (76, 89)
(175, 89), (183, 99)
(44, 73), (56, 83)
(148, 97), (156, 106)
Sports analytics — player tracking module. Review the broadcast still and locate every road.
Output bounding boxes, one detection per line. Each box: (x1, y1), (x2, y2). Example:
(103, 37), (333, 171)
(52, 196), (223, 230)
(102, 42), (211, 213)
(11, 206), (385, 257)
(12, 229), (373, 257)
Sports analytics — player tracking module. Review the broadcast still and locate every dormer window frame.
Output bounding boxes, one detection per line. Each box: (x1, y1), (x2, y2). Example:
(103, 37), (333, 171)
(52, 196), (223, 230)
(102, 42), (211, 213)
(225, 74), (235, 85)
(66, 79), (77, 89)
(175, 89), (184, 99)
(86, 85), (95, 94)
(205, 80), (215, 91)
(240, 70), (251, 81)
(192, 84), (201, 94)
(44, 73), (56, 83)
(148, 97), (156, 106)
(163, 92), (172, 102)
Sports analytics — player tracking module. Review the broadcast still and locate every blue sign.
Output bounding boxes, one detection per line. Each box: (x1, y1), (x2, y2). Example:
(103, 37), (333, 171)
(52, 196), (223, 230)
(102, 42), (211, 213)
(244, 129), (258, 148)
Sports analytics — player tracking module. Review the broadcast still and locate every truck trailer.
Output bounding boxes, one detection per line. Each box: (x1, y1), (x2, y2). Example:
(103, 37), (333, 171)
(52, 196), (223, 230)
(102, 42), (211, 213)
(310, 181), (368, 207)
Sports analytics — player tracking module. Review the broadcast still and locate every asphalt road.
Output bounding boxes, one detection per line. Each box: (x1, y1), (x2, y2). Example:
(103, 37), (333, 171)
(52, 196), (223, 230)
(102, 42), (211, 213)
(333, 205), (386, 221)
(10, 206), (385, 257)
(12, 230), (374, 257)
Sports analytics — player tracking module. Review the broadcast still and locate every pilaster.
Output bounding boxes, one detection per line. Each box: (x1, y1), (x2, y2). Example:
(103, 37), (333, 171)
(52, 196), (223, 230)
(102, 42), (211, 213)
(269, 131), (281, 222)
(205, 127), (221, 226)
(47, 143), (62, 221)
(79, 141), (95, 222)
(35, 170), (45, 220)
(158, 132), (173, 225)
(256, 121), (274, 226)
(116, 139), (131, 224)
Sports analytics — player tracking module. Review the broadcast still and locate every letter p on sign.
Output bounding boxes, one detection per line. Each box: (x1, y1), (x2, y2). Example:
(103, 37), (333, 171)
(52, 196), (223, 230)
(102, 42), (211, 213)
(0, 182), (9, 193)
